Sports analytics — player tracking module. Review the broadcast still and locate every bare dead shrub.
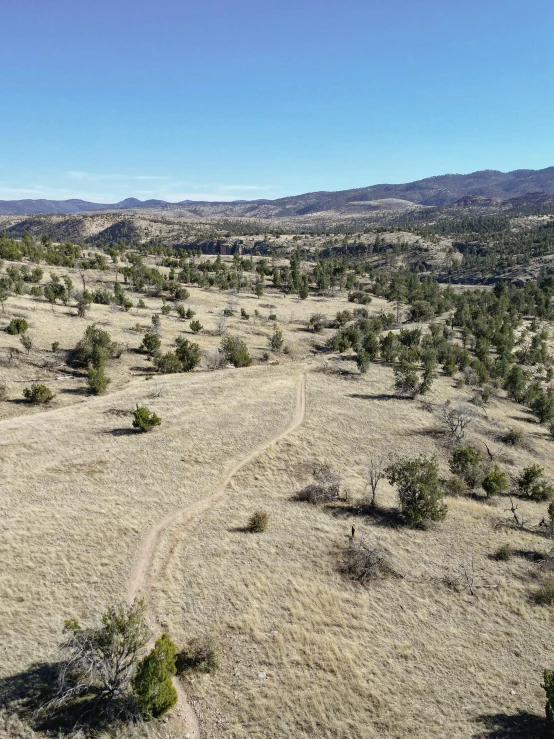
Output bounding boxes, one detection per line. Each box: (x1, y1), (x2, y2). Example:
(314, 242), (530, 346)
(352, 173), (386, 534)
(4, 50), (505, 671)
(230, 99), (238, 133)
(366, 454), (388, 506)
(438, 401), (476, 443)
(175, 636), (220, 674)
(342, 537), (393, 583)
(297, 466), (341, 504)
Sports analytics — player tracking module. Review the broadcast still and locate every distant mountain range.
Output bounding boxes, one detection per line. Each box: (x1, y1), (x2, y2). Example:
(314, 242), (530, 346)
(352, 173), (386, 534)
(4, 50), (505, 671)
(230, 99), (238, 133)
(2, 167), (554, 217)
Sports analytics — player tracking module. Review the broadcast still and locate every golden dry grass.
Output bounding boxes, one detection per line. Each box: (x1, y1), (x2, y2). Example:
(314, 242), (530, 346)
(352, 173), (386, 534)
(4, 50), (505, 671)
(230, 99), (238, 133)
(1, 257), (554, 738)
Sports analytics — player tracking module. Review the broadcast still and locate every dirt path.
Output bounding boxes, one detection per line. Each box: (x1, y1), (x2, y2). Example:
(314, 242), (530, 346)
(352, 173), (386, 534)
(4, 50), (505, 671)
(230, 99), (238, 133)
(127, 372), (306, 738)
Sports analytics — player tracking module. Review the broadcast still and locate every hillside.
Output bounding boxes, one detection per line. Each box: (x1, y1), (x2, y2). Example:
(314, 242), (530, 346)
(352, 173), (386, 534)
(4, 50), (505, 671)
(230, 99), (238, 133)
(3, 167), (554, 217)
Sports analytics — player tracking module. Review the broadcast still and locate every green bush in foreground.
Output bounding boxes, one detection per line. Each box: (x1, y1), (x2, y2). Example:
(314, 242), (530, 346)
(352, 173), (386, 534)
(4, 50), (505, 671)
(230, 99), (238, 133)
(221, 336), (252, 367)
(23, 383), (54, 404)
(133, 633), (177, 719)
(386, 456), (447, 526)
(133, 406), (161, 432)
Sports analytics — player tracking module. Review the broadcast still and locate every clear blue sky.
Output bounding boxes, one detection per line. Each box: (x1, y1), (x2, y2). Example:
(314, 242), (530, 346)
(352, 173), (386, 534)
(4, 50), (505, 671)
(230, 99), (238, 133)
(1, 0), (554, 202)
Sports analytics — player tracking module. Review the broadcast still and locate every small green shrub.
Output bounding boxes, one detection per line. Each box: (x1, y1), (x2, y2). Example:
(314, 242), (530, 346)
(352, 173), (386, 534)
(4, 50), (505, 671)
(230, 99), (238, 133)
(544, 668), (554, 726)
(137, 299), (147, 308)
(450, 445), (489, 489)
(133, 633), (177, 719)
(51, 341), (60, 353)
(518, 465), (554, 501)
(268, 313), (277, 321)
(154, 351), (183, 374)
(140, 332), (161, 356)
(241, 308), (250, 320)
(386, 456), (447, 526)
(190, 319), (203, 333)
(87, 367), (110, 395)
(174, 337), (201, 371)
(175, 637), (220, 675)
(133, 406), (161, 432)
(482, 466), (508, 497)
(23, 383), (54, 404)
(161, 304), (171, 316)
(247, 511), (269, 532)
(5, 318), (28, 335)
(221, 336), (252, 367)
(269, 328), (284, 352)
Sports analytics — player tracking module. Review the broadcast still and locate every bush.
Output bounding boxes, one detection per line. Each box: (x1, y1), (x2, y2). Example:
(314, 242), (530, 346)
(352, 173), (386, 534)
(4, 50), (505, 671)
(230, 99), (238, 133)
(161, 304), (171, 316)
(342, 538), (392, 582)
(307, 313), (326, 332)
(71, 325), (115, 368)
(5, 318), (28, 335)
(140, 332), (161, 355)
(87, 366), (110, 395)
(247, 510), (269, 532)
(517, 465), (554, 501)
(133, 633), (177, 719)
(534, 578), (554, 605)
(221, 336), (252, 367)
(494, 543), (513, 561)
(482, 466), (508, 497)
(23, 383), (54, 404)
(51, 341), (60, 353)
(444, 475), (468, 497)
(348, 291), (372, 305)
(335, 310), (353, 326)
(190, 319), (203, 333)
(450, 445), (489, 489)
(502, 428), (523, 446)
(175, 337), (201, 371)
(357, 350), (370, 374)
(297, 466), (341, 504)
(133, 406), (162, 432)
(175, 636), (220, 674)
(0, 384), (7, 401)
(386, 456), (447, 526)
(544, 669), (554, 726)
(57, 600), (150, 720)
(155, 351), (183, 374)
(269, 328), (284, 352)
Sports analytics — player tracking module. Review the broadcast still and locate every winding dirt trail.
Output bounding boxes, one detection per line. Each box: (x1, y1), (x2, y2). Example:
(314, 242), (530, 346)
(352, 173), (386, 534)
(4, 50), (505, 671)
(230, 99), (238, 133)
(127, 372), (306, 738)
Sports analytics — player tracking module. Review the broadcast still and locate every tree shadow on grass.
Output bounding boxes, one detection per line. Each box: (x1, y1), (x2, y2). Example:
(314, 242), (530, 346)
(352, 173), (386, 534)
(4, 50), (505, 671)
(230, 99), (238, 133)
(349, 393), (397, 401)
(474, 710), (547, 738)
(0, 662), (135, 735)
(104, 427), (137, 436)
(328, 503), (404, 528)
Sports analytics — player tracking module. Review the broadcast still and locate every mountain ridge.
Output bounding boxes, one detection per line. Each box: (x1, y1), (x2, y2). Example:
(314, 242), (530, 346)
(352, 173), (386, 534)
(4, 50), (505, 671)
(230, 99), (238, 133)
(2, 166), (554, 216)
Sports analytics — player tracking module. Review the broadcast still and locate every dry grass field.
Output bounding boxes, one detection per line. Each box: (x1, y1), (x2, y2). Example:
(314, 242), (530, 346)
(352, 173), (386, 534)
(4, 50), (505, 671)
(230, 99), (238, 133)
(1, 250), (554, 738)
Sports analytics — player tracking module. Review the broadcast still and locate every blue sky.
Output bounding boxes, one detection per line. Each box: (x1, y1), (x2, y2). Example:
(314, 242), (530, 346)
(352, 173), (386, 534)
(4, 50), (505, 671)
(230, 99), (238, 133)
(1, 0), (554, 202)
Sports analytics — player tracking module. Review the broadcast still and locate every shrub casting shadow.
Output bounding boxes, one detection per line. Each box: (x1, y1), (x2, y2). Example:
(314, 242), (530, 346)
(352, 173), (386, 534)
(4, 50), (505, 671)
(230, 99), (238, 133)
(474, 710), (547, 738)
(0, 661), (136, 735)
(329, 503), (405, 528)
(349, 393), (397, 401)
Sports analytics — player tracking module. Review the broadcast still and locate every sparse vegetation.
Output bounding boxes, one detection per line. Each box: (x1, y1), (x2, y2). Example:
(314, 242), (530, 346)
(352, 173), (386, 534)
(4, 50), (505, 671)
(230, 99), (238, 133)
(23, 383), (54, 404)
(132, 406), (162, 432)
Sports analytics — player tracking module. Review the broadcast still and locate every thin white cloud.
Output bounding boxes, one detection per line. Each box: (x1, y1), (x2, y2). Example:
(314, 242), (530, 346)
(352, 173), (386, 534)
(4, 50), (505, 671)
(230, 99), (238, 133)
(219, 184), (273, 191)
